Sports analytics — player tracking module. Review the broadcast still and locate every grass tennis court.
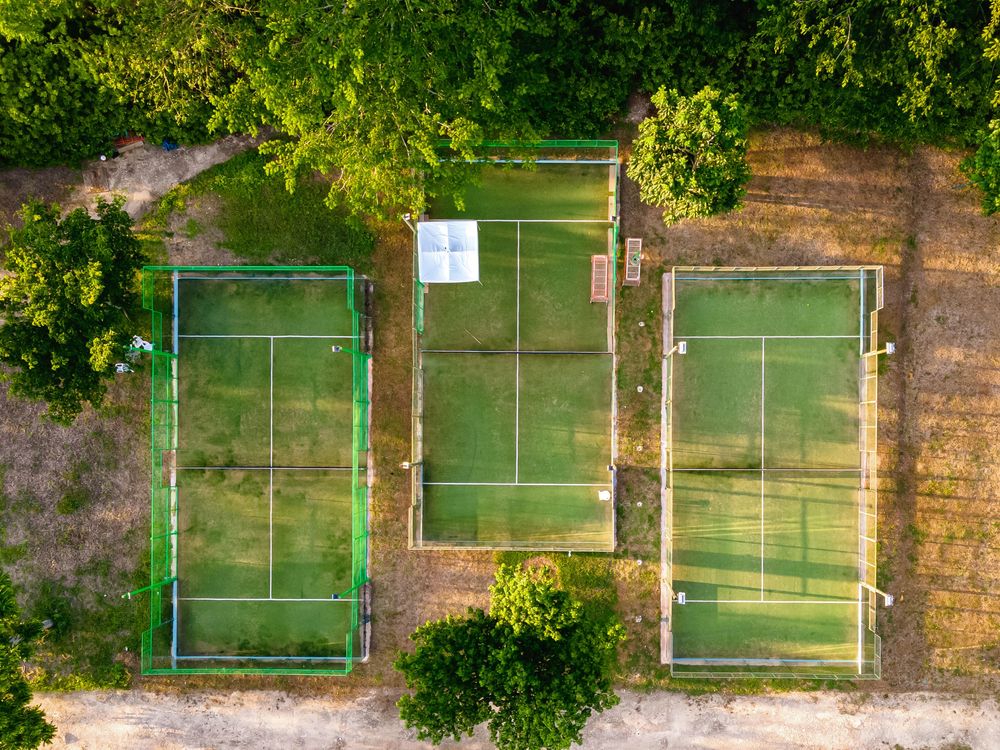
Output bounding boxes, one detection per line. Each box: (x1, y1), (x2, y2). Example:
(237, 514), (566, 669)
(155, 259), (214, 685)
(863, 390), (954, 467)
(664, 267), (884, 678)
(139, 267), (371, 675)
(410, 148), (618, 550)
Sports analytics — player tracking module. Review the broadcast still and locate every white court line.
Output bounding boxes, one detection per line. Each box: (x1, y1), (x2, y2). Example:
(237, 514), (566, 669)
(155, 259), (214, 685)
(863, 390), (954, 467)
(421, 349), (611, 355)
(760, 336), (765, 602)
(675, 335), (856, 340)
(178, 276), (350, 281)
(462, 159), (617, 165)
(674, 275), (860, 282)
(175, 655), (351, 662)
(180, 597), (357, 603)
(425, 482), (609, 487)
(178, 334), (353, 339)
(472, 219), (611, 223)
(672, 467), (860, 472)
(683, 599), (858, 605)
(515, 221), (520, 483)
(269, 336), (274, 600)
(176, 466), (359, 471)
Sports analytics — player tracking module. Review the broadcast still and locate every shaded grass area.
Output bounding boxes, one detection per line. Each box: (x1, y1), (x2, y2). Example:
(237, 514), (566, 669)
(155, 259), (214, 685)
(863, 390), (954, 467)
(672, 276), (861, 337)
(423, 484), (612, 548)
(178, 599), (355, 658)
(178, 277), (355, 337)
(169, 274), (361, 662)
(0, 449), (147, 690)
(144, 150), (375, 269)
(435, 162), (614, 221)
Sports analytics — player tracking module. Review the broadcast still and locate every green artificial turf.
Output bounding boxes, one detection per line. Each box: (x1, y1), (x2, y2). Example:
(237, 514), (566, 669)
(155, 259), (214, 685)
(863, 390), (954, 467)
(160, 270), (364, 667)
(668, 270), (867, 673)
(417, 161), (616, 549)
(421, 483), (613, 549)
(435, 162), (613, 221)
(673, 273), (861, 337)
(179, 276), (354, 337)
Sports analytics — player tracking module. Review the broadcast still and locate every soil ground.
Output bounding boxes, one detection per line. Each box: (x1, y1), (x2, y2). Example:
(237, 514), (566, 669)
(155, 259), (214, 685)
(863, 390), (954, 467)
(1, 128), (998, 743)
(34, 688), (1000, 749)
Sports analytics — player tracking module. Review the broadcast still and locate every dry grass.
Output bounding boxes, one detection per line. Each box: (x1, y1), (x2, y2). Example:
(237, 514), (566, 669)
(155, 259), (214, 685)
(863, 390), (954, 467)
(2, 127), (999, 696)
(620, 128), (1000, 693)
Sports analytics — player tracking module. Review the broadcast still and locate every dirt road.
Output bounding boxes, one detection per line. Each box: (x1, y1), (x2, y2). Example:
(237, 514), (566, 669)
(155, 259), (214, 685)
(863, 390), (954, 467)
(35, 689), (997, 749)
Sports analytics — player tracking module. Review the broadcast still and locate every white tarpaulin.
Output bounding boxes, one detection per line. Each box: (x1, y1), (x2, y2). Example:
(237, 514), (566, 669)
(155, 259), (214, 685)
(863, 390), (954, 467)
(417, 221), (479, 283)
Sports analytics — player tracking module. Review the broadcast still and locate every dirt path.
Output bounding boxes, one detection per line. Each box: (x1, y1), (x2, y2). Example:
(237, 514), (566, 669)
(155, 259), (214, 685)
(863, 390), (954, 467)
(35, 689), (998, 749)
(68, 134), (263, 219)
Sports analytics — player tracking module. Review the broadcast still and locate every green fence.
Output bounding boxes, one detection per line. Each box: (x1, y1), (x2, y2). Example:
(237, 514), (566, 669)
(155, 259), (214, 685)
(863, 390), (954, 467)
(134, 266), (371, 675)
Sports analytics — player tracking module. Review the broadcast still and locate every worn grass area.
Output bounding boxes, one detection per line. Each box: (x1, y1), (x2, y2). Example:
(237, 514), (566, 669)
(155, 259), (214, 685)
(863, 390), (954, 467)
(142, 150), (374, 269)
(621, 128), (1000, 692)
(0, 379), (148, 690)
(3, 130), (998, 695)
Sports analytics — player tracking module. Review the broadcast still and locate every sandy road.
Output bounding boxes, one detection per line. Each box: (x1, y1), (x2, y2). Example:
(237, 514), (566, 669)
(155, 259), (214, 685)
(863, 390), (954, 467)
(35, 689), (999, 749)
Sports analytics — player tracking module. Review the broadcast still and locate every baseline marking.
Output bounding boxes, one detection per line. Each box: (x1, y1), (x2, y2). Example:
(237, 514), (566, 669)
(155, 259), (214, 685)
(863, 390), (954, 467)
(674, 275), (861, 282)
(672, 467), (860, 473)
(176, 466), (359, 472)
(177, 275), (351, 281)
(179, 334), (353, 339)
(473, 219), (611, 223)
(682, 599), (857, 605)
(175, 655), (351, 662)
(424, 482), (609, 487)
(421, 349), (611, 355)
(675, 335), (856, 340)
(180, 597), (357, 603)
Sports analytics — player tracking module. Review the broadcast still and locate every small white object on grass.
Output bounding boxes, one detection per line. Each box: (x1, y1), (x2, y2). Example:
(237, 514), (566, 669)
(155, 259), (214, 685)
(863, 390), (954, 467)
(598, 490), (612, 502)
(638, 321), (645, 328)
(636, 501), (643, 508)
(636, 445), (643, 452)
(637, 385), (644, 393)
(635, 615), (642, 623)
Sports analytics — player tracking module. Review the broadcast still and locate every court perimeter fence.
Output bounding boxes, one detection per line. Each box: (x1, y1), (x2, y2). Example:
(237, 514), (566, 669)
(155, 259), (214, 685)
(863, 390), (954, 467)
(661, 266), (885, 679)
(136, 266), (372, 675)
(409, 140), (620, 549)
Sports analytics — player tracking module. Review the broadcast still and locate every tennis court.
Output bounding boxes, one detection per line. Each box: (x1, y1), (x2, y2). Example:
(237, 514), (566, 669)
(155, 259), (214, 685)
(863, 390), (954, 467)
(662, 267), (885, 678)
(138, 267), (371, 675)
(410, 144), (619, 550)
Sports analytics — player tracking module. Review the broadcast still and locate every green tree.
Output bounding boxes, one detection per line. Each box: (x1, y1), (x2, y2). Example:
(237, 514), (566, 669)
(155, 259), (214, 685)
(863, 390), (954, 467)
(628, 86), (751, 225)
(0, 197), (143, 424)
(961, 119), (1000, 214)
(0, 570), (56, 750)
(395, 564), (624, 750)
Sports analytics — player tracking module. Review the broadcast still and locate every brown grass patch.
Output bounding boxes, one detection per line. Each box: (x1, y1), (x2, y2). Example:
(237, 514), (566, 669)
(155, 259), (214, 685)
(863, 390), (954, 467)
(3, 127), (999, 695)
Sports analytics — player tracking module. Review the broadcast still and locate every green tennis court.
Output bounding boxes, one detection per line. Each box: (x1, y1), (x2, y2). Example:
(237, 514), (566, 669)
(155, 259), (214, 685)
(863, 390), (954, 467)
(139, 267), (371, 675)
(665, 267), (885, 678)
(411, 151), (618, 550)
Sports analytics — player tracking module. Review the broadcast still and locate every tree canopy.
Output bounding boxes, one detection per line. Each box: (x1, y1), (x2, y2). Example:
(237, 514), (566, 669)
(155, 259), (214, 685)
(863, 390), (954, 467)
(395, 563), (625, 750)
(628, 86), (752, 225)
(0, 197), (143, 424)
(0, 570), (56, 750)
(1, 1), (999, 210)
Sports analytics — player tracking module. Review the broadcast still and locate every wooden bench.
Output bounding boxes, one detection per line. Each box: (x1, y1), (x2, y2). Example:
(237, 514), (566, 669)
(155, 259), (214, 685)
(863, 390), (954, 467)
(591, 254), (609, 303)
(624, 238), (642, 286)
